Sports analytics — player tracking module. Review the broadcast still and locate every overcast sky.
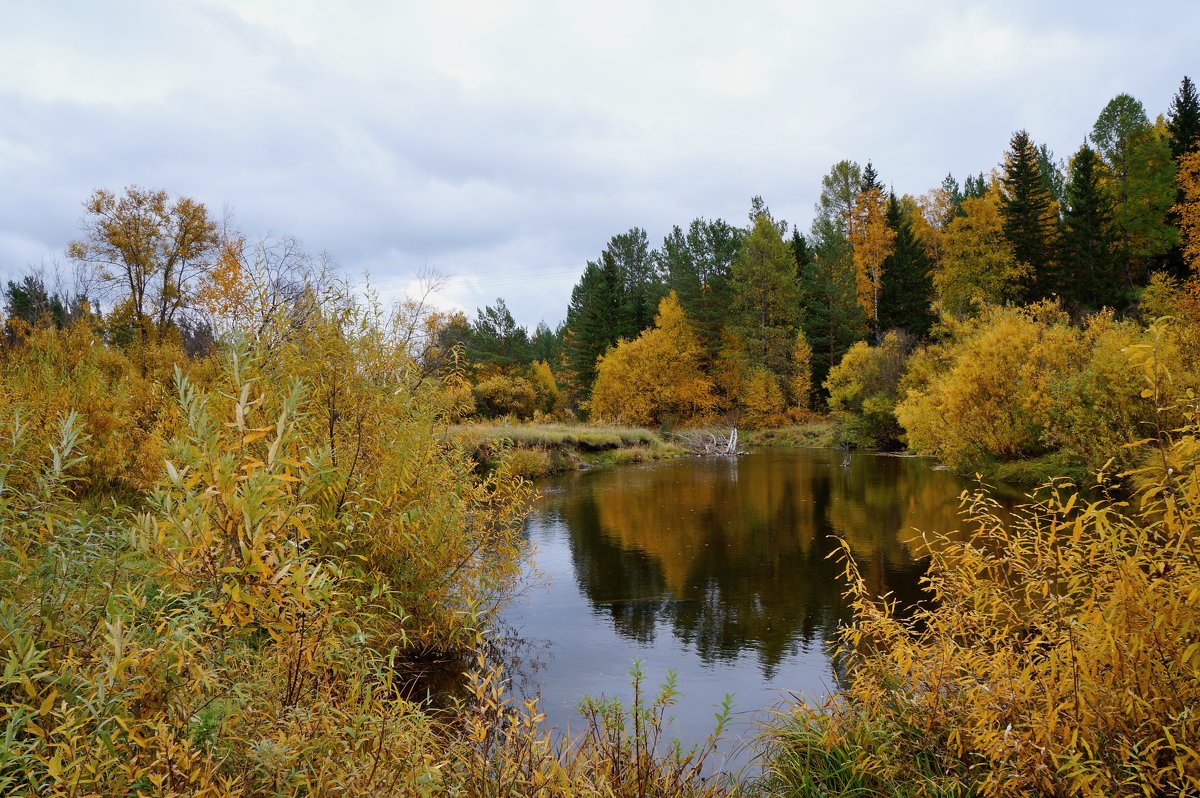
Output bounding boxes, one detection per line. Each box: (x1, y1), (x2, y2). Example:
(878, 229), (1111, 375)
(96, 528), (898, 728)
(1, 1), (1195, 329)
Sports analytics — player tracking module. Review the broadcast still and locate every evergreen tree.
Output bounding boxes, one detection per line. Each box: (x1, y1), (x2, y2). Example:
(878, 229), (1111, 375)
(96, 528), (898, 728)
(657, 218), (741, 362)
(963, 173), (989, 199)
(941, 173), (965, 218)
(790, 228), (812, 275)
(728, 211), (802, 377)
(999, 129), (1059, 300)
(801, 216), (867, 396)
(1037, 144), (1067, 209)
(467, 298), (531, 371)
(564, 253), (625, 400)
(1090, 94), (1178, 284)
(606, 227), (663, 338)
(1168, 76), (1200, 160)
(1060, 144), (1121, 309)
(748, 195), (789, 237)
(1166, 76), (1200, 277)
(861, 161), (882, 193)
(530, 320), (564, 364)
(879, 194), (935, 338)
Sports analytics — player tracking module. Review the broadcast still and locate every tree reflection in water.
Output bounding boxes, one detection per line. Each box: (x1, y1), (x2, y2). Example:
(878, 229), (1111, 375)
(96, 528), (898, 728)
(544, 449), (984, 677)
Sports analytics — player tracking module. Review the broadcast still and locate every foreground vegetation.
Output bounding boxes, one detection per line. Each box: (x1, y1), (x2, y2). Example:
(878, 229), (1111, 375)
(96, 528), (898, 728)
(760, 385), (1200, 796)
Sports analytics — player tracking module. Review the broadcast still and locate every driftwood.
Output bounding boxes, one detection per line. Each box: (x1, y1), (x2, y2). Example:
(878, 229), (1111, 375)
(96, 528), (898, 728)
(673, 428), (739, 456)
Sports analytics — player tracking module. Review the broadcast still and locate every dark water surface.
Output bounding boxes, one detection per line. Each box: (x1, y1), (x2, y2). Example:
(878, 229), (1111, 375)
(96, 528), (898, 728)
(498, 448), (987, 772)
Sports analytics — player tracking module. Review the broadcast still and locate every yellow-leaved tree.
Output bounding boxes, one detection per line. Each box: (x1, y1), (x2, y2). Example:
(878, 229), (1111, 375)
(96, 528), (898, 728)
(589, 291), (717, 426)
(933, 191), (1029, 316)
(1177, 149), (1200, 272)
(850, 187), (897, 331)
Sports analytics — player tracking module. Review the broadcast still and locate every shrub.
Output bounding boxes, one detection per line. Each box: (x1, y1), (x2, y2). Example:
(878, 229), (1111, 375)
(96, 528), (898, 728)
(474, 373), (538, 419)
(762, 381), (1200, 796)
(825, 330), (913, 449)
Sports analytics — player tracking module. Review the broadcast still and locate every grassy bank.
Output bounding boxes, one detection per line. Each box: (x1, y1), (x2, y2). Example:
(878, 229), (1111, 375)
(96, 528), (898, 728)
(740, 419), (837, 449)
(452, 421), (685, 478)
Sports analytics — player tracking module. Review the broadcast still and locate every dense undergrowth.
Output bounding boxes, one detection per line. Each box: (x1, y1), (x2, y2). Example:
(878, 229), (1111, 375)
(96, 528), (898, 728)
(0, 284), (738, 796)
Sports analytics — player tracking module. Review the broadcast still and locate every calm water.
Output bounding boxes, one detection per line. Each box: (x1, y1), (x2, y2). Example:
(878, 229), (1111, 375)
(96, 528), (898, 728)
(498, 448), (987, 771)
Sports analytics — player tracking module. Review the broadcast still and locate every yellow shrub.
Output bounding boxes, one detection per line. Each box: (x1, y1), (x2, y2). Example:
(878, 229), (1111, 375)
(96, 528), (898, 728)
(739, 367), (786, 428)
(766, 395), (1200, 795)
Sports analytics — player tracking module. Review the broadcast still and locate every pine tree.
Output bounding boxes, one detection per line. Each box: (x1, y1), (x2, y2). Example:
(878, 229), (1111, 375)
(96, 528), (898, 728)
(657, 218), (741, 362)
(606, 227), (663, 339)
(1060, 145), (1121, 309)
(879, 195), (934, 337)
(861, 161), (882, 193)
(729, 211), (802, 377)
(467, 298), (532, 371)
(564, 254), (624, 400)
(790, 228), (812, 275)
(1168, 76), (1200, 160)
(999, 129), (1059, 300)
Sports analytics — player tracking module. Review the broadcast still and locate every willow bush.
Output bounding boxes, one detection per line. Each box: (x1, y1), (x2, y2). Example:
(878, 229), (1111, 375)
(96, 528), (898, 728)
(0, 285), (536, 794)
(762, 365), (1200, 796)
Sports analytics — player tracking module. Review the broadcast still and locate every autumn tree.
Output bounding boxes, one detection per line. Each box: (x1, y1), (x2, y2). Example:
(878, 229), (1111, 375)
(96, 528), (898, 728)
(816, 160), (864, 236)
(68, 186), (219, 336)
(790, 329), (813, 411)
(934, 192), (1029, 316)
(999, 130), (1059, 299)
(850, 187), (896, 333)
(1177, 150), (1200, 273)
(589, 291), (717, 426)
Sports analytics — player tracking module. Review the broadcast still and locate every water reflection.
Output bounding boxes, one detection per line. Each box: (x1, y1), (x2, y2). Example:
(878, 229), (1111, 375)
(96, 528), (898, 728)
(539, 449), (971, 676)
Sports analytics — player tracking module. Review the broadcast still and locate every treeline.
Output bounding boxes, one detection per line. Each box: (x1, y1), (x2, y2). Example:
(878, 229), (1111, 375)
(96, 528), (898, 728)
(444, 77), (1200, 446)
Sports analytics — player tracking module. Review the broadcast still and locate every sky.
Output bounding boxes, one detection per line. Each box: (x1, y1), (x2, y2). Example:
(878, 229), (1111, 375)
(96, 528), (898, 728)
(1, 0), (1196, 329)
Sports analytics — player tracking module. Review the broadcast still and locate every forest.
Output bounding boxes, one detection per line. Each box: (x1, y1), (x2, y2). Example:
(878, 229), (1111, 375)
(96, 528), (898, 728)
(0, 77), (1198, 795)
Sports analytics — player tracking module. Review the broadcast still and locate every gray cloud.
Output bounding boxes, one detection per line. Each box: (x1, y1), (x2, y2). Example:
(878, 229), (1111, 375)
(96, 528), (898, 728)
(2, 0), (1197, 328)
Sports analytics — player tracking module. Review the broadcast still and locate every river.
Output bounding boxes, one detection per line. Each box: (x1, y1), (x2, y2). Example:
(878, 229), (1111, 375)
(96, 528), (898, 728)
(498, 447), (1001, 774)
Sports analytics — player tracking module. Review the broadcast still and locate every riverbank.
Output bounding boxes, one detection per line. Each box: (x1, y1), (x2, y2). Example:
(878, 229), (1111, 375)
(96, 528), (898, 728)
(451, 422), (685, 478)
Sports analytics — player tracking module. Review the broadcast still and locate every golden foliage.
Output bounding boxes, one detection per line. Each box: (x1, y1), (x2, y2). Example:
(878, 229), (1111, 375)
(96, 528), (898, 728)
(850, 188), (897, 326)
(895, 305), (1196, 478)
(0, 285), (537, 794)
(590, 292), (718, 426)
(934, 192), (1030, 317)
(790, 329), (813, 411)
(738, 367), (786, 429)
(767, 392), (1200, 795)
(825, 331), (911, 449)
(1177, 149), (1200, 273)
